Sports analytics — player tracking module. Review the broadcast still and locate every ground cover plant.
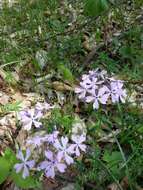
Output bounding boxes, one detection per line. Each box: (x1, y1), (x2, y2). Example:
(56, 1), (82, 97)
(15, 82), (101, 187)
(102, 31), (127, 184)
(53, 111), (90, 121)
(0, 0), (143, 189)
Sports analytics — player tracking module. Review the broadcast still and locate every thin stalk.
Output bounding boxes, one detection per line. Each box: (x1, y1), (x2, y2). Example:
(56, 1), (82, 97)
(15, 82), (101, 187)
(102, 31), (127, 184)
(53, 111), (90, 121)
(0, 61), (19, 69)
(114, 136), (133, 190)
(96, 158), (123, 190)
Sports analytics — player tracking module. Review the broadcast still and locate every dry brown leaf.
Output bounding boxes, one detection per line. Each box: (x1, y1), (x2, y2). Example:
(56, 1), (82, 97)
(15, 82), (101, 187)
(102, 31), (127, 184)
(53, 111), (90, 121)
(52, 81), (74, 91)
(72, 115), (87, 136)
(135, 185), (143, 190)
(97, 129), (121, 143)
(16, 129), (28, 148)
(0, 92), (10, 105)
(11, 92), (41, 109)
(120, 176), (129, 190)
(42, 178), (59, 190)
(107, 183), (119, 190)
(0, 68), (6, 79)
(61, 183), (75, 190)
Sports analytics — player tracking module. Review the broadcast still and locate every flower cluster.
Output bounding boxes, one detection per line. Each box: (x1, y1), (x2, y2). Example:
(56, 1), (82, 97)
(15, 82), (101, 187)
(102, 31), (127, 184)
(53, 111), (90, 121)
(75, 69), (127, 109)
(14, 102), (86, 179)
(19, 102), (54, 131)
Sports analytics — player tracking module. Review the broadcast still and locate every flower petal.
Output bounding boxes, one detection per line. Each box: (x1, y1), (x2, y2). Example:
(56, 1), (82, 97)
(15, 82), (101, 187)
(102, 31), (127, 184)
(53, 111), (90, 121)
(22, 165), (29, 179)
(33, 120), (42, 128)
(93, 99), (99, 109)
(22, 120), (32, 131)
(86, 96), (94, 103)
(38, 161), (49, 170)
(57, 151), (64, 162)
(17, 150), (24, 161)
(78, 91), (86, 99)
(79, 144), (86, 152)
(56, 163), (67, 173)
(45, 166), (55, 178)
(25, 149), (31, 161)
(34, 111), (43, 119)
(75, 146), (80, 157)
(45, 151), (53, 161)
(14, 163), (24, 173)
(26, 160), (35, 169)
(61, 137), (68, 148)
(54, 139), (62, 150)
(78, 135), (86, 143)
(99, 93), (110, 104)
(64, 153), (74, 165)
(75, 87), (83, 93)
(67, 144), (76, 154)
(71, 135), (78, 143)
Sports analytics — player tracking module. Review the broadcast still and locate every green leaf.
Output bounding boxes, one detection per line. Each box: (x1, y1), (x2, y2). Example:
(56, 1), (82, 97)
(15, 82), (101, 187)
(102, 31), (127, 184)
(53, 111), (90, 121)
(103, 151), (123, 176)
(0, 148), (16, 184)
(103, 151), (123, 164)
(11, 171), (38, 189)
(58, 64), (74, 82)
(84, 0), (109, 17)
(0, 158), (11, 184)
(1, 101), (21, 113)
(119, 46), (134, 58)
(4, 148), (17, 165)
(35, 50), (48, 70)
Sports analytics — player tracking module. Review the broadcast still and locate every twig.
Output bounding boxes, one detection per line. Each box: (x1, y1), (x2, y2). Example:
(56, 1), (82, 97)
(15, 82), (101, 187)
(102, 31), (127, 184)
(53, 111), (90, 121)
(83, 18), (139, 68)
(57, 173), (101, 189)
(40, 18), (94, 42)
(96, 158), (123, 190)
(0, 61), (19, 69)
(125, 80), (143, 85)
(83, 43), (104, 66)
(114, 136), (133, 190)
(56, 174), (75, 183)
(35, 74), (53, 83)
(97, 129), (121, 143)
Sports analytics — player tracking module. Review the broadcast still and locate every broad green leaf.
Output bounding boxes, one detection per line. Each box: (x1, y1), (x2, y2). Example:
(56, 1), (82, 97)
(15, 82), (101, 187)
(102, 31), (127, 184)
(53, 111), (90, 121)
(0, 148), (17, 184)
(35, 50), (48, 70)
(1, 101), (21, 113)
(11, 171), (38, 189)
(103, 151), (123, 177)
(58, 64), (74, 82)
(0, 158), (11, 184)
(103, 151), (123, 164)
(119, 46), (136, 60)
(4, 148), (17, 166)
(84, 0), (109, 17)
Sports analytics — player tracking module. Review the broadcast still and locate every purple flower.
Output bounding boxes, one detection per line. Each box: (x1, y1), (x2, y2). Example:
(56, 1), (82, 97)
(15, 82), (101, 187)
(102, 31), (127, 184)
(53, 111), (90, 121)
(19, 109), (43, 131)
(38, 151), (66, 178)
(35, 102), (55, 112)
(86, 86), (109, 109)
(82, 69), (100, 81)
(75, 77), (99, 100)
(54, 137), (74, 165)
(26, 136), (44, 147)
(89, 69), (107, 79)
(43, 131), (59, 144)
(14, 149), (35, 179)
(84, 77), (99, 91)
(75, 81), (89, 99)
(75, 69), (127, 110)
(110, 81), (127, 103)
(70, 135), (86, 156)
(113, 80), (127, 103)
(75, 69), (107, 100)
(82, 74), (90, 81)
